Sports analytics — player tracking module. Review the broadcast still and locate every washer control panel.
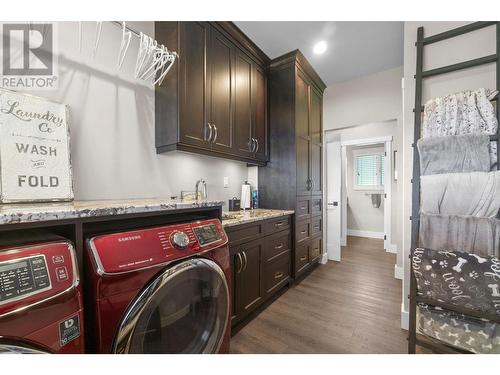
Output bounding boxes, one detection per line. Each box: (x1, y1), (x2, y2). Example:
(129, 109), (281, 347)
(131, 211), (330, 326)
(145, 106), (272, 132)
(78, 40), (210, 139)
(0, 241), (77, 316)
(89, 218), (228, 275)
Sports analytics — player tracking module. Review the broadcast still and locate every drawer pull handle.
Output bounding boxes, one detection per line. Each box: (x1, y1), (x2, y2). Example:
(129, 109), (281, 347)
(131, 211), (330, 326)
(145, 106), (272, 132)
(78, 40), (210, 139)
(300, 230), (307, 234)
(301, 206), (306, 210)
(314, 225), (319, 230)
(274, 271), (284, 279)
(300, 256), (307, 261)
(313, 248), (319, 253)
(275, 243), (284, 249)
(275, 221), (284, 227)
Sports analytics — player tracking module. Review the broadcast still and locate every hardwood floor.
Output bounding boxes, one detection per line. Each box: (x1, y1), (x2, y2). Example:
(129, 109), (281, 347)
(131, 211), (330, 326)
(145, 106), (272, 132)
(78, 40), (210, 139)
(230, 236), (408, 353)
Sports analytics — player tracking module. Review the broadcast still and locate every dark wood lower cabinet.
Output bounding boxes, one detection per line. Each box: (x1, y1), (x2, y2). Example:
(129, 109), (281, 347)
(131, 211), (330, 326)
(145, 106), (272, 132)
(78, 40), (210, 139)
(226, 215), (292, 327)
(232, 239), (263, 320)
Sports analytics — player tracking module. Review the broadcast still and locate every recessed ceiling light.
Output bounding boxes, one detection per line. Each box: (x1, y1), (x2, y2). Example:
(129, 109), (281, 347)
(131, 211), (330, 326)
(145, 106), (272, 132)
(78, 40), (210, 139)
(313, 41), (327, 55)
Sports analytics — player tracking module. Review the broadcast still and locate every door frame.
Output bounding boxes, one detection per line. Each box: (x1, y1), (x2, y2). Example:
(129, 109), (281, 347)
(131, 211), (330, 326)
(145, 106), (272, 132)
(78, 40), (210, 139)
(340, 135), (393, 252)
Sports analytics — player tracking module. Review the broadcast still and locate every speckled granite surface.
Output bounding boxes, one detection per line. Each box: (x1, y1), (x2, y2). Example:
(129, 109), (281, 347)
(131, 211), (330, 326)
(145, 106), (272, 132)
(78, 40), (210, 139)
(0, 198), (224, 225)
(222, 208), (294, 228)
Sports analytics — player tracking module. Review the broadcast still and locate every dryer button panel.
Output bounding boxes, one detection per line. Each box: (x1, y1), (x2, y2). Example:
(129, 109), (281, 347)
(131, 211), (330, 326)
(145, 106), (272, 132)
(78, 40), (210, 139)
(0, 242), (77, 316)
(0, 255), (51, 305)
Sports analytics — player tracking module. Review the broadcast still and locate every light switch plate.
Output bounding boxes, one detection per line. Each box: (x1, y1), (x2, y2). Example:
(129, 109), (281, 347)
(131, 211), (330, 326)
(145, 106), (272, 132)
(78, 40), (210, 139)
(223, 177), (229, 188)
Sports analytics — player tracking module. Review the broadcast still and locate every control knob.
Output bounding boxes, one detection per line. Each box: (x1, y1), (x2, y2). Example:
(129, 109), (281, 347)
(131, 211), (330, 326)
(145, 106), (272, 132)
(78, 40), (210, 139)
(171, 231), (190, 249)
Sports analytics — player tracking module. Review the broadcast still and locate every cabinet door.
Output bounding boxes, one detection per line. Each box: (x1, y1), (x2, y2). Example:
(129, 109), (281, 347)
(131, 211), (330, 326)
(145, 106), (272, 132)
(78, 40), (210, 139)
(296, 73), (311, 196)
(310, 88), (322, 196)
(233, 50), (253, 157)
(253, 65), (268, 162)
(208, 27), (234, 153)
(233, 240), (263, 319)
(179, 22), (211, 149)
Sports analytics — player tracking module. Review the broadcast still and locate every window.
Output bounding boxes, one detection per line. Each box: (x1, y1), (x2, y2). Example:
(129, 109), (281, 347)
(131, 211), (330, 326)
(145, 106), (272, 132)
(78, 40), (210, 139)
(353, 150), (385, 190)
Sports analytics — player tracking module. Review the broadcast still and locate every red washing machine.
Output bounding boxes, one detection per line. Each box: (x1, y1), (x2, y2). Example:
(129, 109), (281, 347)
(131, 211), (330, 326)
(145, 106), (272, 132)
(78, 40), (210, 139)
(85, 218), (231, 354)
(0, 234), (84, 354)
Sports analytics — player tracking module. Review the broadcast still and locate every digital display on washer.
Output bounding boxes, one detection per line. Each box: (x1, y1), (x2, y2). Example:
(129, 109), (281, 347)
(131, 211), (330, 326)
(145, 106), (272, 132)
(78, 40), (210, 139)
(0, 255), (51, 305)
(193, 224), (220, 246)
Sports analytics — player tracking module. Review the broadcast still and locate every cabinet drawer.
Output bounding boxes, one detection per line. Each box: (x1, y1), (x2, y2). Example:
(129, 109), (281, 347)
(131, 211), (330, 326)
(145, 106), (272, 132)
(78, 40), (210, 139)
(295, 221), (310, 243)
(226, 222), (262, 245)
(309, 237), (322, 262)
(296, 198), (310, 220)
(264, 231), (291, 262)
(263, 215), (291, 235)
(295, 243), (309, 273)
(311, 197), (322, 217)
(263, 252), (290, 294)
(311, 217), (322, 236)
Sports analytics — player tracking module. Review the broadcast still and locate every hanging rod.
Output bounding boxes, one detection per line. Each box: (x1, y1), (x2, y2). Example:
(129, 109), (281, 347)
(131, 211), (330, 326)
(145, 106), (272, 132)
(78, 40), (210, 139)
(109, 21), (178, 56)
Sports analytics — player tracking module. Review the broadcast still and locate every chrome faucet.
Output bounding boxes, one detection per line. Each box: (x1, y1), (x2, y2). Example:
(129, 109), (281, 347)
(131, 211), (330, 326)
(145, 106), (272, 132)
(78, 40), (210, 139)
(195, 179), (207, 201)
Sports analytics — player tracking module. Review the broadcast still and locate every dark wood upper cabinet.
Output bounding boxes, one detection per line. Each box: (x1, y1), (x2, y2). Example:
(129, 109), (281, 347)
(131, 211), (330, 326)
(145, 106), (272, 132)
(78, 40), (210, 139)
(252, 65), (268, 162)
(155, 22), (270, 165)
(233, 50), (253, 157)
(178, 22), (210, 150)
(208, 28), (234, 153)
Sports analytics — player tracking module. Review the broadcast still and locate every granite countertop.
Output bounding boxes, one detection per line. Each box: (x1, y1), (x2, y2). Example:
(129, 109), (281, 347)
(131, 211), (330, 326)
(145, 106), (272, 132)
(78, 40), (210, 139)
(0, 198), (224, 225)
(222, 208), (294, 228)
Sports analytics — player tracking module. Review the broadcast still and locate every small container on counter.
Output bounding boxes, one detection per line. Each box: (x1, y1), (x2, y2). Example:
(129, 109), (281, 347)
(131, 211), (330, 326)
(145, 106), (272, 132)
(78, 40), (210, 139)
(228, 197), (241, 211)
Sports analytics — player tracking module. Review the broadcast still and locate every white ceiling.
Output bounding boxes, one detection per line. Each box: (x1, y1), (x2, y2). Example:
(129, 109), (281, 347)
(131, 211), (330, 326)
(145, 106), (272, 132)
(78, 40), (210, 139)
(235, 21), (404, 86)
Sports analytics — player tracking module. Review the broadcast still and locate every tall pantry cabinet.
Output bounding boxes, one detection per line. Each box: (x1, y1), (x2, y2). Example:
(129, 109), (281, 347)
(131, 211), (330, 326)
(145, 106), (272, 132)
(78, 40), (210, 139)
(259, 50), (327, 279)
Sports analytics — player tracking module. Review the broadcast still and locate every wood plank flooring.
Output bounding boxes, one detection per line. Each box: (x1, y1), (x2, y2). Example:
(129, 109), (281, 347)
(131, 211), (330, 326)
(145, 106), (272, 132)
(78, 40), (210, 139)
(230, 236), (408, 353)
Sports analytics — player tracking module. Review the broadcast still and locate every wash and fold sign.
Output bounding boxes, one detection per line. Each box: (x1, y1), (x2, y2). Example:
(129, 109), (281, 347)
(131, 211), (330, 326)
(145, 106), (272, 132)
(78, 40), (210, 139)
(0, 89), (73, 202)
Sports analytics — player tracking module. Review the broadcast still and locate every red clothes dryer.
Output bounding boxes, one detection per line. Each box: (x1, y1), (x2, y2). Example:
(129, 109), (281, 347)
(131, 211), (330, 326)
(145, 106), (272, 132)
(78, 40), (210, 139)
(0, 236), (84, 354)
(85, 218), (231, 354)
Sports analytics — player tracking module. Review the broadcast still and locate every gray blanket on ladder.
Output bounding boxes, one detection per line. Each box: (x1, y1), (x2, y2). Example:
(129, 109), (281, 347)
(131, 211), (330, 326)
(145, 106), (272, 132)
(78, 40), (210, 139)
(419, 214), (500, 257)
(417, 134), (491, 175)
(421, 171), (500, 218)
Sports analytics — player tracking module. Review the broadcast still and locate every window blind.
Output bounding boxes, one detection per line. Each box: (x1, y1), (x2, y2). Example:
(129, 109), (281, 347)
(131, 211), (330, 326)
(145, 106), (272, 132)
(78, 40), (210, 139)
(355, 154), (384, 188)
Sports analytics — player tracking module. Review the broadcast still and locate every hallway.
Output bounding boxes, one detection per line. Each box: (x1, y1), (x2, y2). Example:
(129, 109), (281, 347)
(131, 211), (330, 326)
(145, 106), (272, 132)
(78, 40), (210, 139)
(230, 236), (407, 353)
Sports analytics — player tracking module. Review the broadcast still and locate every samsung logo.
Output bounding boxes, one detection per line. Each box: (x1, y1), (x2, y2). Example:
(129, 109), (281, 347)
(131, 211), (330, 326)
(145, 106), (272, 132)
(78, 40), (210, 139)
(118, 235), (142, 242)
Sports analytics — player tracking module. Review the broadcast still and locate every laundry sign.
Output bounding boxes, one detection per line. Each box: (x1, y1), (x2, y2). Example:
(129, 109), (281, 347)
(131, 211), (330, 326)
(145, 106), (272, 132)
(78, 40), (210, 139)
(0, 88), (73, 202)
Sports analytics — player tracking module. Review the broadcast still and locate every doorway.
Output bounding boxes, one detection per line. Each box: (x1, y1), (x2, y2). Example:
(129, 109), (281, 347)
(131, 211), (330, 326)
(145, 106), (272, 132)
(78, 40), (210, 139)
(326, 135), (394, 262)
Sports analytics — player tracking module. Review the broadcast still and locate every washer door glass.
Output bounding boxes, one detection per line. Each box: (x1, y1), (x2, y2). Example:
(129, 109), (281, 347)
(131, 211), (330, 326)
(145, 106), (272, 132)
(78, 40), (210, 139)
(116, 258), (229, 354)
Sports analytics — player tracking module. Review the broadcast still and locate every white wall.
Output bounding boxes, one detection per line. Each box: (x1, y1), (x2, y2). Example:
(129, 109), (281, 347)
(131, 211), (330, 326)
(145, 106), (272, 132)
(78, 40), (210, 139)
(0, 21), (249, 204)
(323, 66), (404, 268)
(324, 66), (404, 130)
(346, 144), (385, 234)
(401, 22), (497, 328)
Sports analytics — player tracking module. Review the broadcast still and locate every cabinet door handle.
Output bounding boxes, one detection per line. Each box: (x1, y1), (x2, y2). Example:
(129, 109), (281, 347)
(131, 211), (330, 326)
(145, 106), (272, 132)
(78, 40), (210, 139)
(204, 123), (213, 142)
(242, 251), (248, 272)
(248, 138), (254, 152)
(274, 243), (284, 249)
(252, 138), (257, 152)
(274, 271), (284, 279)
(300, 255), (307, 261)
(212, 123), (218, 143)
(236, 253), (243, 274)
(255, 138), (259, 153)
(311, 179), (315, 191)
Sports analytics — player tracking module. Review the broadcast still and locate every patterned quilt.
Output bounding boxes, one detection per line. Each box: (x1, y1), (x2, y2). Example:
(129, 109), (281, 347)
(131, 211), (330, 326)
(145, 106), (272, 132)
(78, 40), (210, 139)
(417, 303), (500, 353)
(412, 247), (500, 317)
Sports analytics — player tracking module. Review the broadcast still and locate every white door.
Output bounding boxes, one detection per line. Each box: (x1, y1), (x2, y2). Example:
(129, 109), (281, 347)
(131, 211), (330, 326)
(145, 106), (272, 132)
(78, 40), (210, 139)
(326, 141), (342, 261)
(383, 141), (392, 251)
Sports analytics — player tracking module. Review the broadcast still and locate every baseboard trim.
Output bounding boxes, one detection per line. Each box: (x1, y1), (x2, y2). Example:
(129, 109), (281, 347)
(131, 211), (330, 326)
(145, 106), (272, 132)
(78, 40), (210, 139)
(394, 264), (403, 280)
(387, 243), (397, 254)
(347, 229), (384, 239)
(401, 306), (409, 330)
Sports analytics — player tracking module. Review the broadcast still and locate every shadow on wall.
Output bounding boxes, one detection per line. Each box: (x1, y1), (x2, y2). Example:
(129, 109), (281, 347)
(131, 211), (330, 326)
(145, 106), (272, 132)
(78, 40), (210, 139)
(5, 21), (249, 202)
